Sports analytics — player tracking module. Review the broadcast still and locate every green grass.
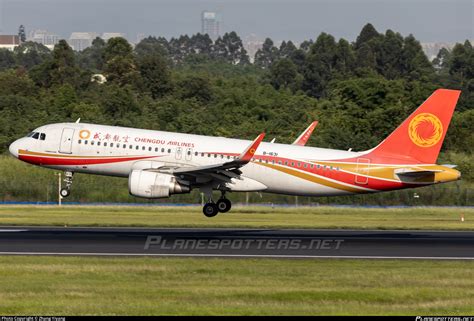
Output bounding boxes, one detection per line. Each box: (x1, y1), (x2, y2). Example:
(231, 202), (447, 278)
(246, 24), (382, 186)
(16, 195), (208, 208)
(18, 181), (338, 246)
(0, 205), (473, 230)
(0, 256), (473, 315)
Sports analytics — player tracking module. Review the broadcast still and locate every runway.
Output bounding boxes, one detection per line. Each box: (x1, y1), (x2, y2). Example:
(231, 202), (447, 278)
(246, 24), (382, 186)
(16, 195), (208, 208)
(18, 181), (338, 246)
(0, 227), (473, 259)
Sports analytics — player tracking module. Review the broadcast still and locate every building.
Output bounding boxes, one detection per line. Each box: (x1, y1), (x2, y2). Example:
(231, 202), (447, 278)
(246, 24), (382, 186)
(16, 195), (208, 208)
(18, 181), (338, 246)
(29, 29), (59, 50)
(68, 32), (98, 51)
(201, 11), (220, 40)
(101, 32), (126, 42)
(243, 34), (264, 63)
(0, 35), (20, 51)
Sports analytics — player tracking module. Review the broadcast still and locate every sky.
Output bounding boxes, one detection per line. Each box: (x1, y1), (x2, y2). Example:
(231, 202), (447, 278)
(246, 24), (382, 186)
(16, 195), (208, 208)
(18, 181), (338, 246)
(0, 0), (472, 43)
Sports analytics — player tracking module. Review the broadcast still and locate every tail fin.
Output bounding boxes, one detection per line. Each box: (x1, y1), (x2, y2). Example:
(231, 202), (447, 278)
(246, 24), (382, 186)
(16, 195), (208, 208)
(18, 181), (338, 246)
(368, 89), (461, 164)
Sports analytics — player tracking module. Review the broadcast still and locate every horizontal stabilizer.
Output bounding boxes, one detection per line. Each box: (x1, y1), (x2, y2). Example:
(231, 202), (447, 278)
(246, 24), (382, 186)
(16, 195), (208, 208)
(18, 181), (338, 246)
(395, 168), (443, 178)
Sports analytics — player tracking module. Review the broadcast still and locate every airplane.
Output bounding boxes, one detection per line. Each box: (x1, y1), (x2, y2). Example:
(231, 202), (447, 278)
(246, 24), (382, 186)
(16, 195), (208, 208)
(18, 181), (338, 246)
(292, 121), (318, 146)
(8, 89), (461, 217)
(270, 120), (318, 145)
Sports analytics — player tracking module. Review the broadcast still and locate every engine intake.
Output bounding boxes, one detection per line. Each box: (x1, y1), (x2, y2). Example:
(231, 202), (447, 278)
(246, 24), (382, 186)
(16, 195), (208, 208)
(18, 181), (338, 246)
(129, 170), (190, 198)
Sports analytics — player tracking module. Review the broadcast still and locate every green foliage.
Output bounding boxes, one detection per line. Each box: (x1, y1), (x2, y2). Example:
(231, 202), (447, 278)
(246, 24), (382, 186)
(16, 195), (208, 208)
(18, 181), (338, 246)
(0, 25), (472, 205)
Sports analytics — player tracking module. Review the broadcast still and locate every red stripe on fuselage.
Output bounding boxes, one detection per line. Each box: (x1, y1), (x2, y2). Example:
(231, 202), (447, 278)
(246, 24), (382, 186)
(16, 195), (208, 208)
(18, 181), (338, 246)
(18, 154), (157, 166)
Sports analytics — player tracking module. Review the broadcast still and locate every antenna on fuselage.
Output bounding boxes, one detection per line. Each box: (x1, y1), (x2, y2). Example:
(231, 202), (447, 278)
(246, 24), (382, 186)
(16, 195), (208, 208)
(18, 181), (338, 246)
(75, 118), (81, 123)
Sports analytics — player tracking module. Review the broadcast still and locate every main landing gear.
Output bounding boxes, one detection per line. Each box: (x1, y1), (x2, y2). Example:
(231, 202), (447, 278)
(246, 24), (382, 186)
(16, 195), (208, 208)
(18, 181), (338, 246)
(60, 171), (74, 198)
(202, 192), (232, 218)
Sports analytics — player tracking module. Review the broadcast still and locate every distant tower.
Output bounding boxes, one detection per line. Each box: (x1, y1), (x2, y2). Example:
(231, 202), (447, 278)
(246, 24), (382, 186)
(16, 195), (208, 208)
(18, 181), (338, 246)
(201, 11), (220, 40)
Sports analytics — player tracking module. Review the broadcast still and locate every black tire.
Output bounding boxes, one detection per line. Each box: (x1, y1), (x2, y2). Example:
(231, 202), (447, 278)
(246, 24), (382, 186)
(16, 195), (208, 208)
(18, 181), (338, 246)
(60, 188), (70, 198)
(216, 198), (232, 213)
(203, 203), (219, 217)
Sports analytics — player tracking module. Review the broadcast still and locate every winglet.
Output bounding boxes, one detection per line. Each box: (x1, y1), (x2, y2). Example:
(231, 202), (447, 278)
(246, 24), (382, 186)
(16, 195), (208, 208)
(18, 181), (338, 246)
(292, 121), (318, 146)
(237, 133), (266, 163)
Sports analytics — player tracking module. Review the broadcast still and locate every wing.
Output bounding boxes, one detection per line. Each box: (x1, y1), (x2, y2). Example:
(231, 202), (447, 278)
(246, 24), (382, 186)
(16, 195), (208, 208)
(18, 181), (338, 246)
(153, 133), (266, 188)
(292, 121), (318, 146)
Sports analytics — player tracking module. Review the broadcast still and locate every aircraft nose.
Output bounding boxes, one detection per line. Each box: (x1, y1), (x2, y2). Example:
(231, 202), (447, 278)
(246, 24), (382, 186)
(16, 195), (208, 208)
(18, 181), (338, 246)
(8, 140), (19, 158)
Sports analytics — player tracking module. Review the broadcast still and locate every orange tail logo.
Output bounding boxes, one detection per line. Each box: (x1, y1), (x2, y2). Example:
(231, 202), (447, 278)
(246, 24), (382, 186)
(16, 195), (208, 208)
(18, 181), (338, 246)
(408, 113), (443, 147)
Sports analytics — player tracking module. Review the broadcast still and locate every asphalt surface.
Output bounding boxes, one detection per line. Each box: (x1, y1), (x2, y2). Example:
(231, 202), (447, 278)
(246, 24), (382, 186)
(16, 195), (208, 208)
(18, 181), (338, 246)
(0, 227), (473, 259)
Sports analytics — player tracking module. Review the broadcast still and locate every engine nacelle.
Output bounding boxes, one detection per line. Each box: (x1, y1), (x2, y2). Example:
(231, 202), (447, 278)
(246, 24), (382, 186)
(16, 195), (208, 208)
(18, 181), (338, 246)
(128, 170), (190, 198)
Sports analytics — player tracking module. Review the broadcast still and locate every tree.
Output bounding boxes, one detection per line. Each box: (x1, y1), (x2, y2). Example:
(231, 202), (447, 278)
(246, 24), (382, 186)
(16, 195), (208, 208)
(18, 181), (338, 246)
(302, 33), (338, 97)
(78, 37), (106, 71)
(137, 54), (172, 98)
(18, 25), (26, 43)
(0, 49), (16, 71)
(254, 38), (278, 68)
(103, 37), (140, 86)
(269, 58), (302, 91)
(213, 32), (249, 65)
(334, 39), (355, 76)
(29, 40), (81, 88)
(135, 36), (169, 58)
(374, 30), (404, 79)
(14, 41), (51, 69)
(399, 34), (434, 80)
(278, 41), (297, 59)
(176, 75), (213, 102)
(354, 23), (379, 50)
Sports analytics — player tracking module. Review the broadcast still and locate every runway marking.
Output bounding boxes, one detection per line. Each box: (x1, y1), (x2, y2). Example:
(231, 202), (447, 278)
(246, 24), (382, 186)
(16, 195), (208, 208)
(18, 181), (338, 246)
(0, 229), (28, 232)
(0, 252), (473, 260)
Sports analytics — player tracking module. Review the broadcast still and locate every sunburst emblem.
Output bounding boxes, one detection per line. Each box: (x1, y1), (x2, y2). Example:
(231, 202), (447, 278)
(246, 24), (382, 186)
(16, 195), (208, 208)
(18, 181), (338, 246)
(408, 113), (443, 148)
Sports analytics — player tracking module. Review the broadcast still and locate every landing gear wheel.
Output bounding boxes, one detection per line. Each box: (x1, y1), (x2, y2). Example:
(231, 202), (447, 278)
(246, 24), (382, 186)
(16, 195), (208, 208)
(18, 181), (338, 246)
(203, 203), (219, 218)
(216, 198), (232, 213)
(60, 188), (70, 198)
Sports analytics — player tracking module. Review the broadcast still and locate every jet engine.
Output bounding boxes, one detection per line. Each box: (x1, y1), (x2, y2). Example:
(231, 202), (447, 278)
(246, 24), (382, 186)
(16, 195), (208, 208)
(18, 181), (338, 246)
(128, 170), (190, 198)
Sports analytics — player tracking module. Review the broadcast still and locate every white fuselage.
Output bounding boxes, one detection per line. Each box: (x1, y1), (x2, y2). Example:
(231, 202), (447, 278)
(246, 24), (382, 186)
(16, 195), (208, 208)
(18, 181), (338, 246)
(10, 122), (370, 197)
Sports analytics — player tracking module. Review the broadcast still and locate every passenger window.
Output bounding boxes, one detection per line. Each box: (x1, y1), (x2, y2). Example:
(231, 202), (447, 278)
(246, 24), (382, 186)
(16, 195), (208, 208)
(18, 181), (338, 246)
(129, 145), (133, 149)
(195, 152), (198, 156)
(110, 143), (114, 147)
(297, 162), (301, 167)
(161, 148), (165, 153)
(304, 164), (307, 168)
(84, 140), (88, 145)
(208, 154), (211, 157)
(214, 154), (217, 158)
(291, 162), (295, 167)
(136, 146), (139, 150)
(149, 147), (152, 151)
(168, 149), (171, 153)
(40, 133), (46, 140)
(91, 141), (95, 146)
(188, 150), (191, 155)
(104, 142), (107, 147)
(278, 161), (282, 165)
(97, 141), (101, 146)
(123, 144), (126, 148)
(155, 147), (159, 152)
(78, 140), (82, 144)
(142, 146), (146, 150)
(310, 164), (314, 169)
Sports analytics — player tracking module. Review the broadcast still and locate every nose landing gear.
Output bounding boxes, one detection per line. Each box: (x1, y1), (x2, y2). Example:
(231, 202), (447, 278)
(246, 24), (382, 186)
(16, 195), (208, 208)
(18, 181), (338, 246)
(60, 171), (74, 198)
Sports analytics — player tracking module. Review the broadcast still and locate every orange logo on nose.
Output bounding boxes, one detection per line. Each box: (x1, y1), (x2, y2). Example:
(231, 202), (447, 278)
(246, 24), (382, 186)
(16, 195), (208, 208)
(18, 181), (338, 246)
(408, 113), (443, 148)
(79, 130), (90, 139)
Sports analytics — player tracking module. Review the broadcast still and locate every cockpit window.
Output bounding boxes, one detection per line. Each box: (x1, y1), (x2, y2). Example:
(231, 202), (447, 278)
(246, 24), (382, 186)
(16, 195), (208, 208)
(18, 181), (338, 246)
(32, 132), (40, 139)
(40, 133), (46, 140)
(26, 132), (34, 137)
